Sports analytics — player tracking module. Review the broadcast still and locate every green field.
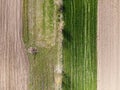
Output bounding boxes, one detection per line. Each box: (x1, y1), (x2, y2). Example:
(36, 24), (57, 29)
(62, 0), (97, 90)
(23, 0), (97, 90)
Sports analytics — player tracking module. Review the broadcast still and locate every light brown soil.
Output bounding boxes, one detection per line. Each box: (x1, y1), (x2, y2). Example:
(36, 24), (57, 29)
(98, 0), (120, 90)
(0, 0), (29, 90)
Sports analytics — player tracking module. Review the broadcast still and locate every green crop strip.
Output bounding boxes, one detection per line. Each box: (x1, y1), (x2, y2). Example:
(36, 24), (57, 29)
(62, 0), (97, 90)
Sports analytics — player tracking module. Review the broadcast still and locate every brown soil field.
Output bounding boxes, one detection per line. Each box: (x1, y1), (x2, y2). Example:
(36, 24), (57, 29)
(0, 0), (29, 90)
(98, 0), (120, 90)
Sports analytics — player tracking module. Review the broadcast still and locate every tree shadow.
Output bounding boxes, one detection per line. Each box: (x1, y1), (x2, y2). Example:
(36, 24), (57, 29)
(62, 71), (74, 89)
(63, 30), (73, 42)
(62, 30), (73, 48)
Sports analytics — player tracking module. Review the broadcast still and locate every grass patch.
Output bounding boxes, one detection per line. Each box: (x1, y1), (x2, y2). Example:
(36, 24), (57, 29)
(23, 0), (63, 90)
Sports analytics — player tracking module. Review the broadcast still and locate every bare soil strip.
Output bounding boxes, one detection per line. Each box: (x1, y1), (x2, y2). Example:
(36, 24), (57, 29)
(0, 0), (29, 90)
(98, 0), (120, 90)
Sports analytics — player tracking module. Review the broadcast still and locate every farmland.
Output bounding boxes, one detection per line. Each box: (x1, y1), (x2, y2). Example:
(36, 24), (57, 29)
(62, 0), (97, 90)
(23, 0), (97, 90)
(1, 0), (120, 90)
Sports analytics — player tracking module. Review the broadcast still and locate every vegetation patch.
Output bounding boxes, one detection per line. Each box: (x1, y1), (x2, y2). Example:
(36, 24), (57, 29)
(23, 0), (63, 90)
(62, 0), (97, 90)
(23, 0), (97, 90)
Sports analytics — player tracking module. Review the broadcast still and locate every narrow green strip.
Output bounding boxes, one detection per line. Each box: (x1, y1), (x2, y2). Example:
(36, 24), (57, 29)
(22, 0), (29, 44)
(62, 0), (97, 90)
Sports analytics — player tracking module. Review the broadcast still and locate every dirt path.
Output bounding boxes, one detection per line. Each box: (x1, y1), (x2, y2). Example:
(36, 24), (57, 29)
(98, 0), (120, 90)
(0, 0), (29, 90)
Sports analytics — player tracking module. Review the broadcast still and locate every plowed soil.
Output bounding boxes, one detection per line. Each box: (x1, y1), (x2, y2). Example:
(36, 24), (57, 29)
(0, 0), (29, 90)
